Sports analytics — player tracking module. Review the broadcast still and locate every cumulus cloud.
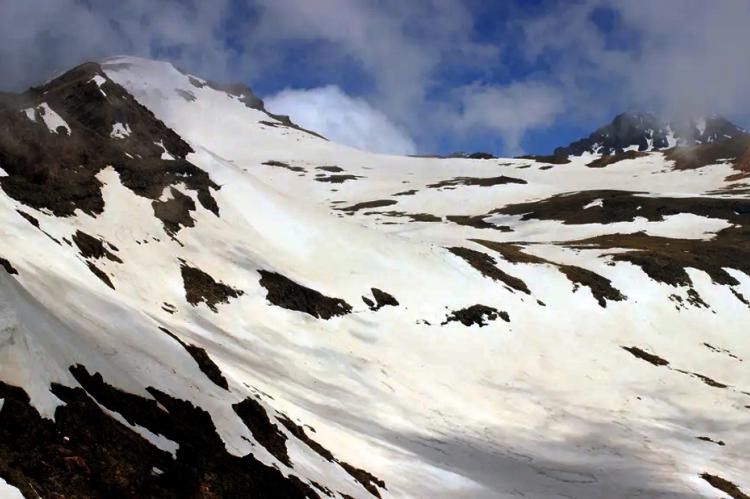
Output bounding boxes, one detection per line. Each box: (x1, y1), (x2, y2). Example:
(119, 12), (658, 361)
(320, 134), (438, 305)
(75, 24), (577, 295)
(2, 0), (750, 155)
(519, 0), (750, 123)
(453, 82), (566, 155)
(265, 86), (416, 155)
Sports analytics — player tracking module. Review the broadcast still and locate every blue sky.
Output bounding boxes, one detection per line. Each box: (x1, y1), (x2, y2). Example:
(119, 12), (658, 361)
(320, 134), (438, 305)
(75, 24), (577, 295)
(2, 0), (749, 156)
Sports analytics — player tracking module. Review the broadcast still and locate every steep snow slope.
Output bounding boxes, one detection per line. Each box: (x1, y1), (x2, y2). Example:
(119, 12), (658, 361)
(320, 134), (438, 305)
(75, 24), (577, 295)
(0, 56), (747, 498)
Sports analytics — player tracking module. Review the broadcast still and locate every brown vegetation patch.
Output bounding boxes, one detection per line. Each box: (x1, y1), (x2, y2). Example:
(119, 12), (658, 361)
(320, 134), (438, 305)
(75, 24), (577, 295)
(73, 230), (122, 263)
(369, 210), (441, 222)
(493, 189), (749, 226)
(181, 263), (243, 312)
(517, 154), (570, 164)
(447, 215), (511, 231)
(393, 189), (418, 196)
(700, 473), (749, 499)
(315, 174), (363, 183)
(316, 165), (344, 172)
(428, 175), (527, 189)
(158, 327), (229, 390)
(442, 305), (509, 327)
(666, 134), (750, 174)
(586, 150), (648, 168)
(621, 346), (670, 366)
(471, 240), (547, 265)
(557, 265), (626, 308)
(258, 270), (352, 319)
(262, 160), (306, 173)
(448, 246), (530, 294)
(338, 199), (397, 212)
(569, 230), (750, 289)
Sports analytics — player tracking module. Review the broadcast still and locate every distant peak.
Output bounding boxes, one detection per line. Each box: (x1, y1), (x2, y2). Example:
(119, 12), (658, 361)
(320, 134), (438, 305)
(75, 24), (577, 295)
(554, 111), (747, 157)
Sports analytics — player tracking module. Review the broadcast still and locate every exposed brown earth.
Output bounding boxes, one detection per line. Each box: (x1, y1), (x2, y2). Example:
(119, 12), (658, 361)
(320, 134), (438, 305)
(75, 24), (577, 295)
(586, 150), (648, 168)
(392, 189), (418, 196)
(665, 134), (750, 175)
(338, 199), (398, 212)
(367, 210), (441, 222)
(557, 265), (626, 308)
(428, 175), (527, 189)
(316, 165), (344, 172)
(517, 154), (570, 164)
(315, 174), (363, 183)
(447, 215), (511, 231)
(448, 246), (530, 294)
(700, 473), (749, 499)
(180, 262), (244, 312)
(262, 160), (306, 173)
(621, 346), (670, 366)
(258, 270), (352, 319)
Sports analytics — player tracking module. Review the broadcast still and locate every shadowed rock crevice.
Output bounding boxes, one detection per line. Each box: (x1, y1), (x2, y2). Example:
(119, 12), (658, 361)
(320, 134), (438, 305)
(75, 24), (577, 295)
(258, 270), (352, 319)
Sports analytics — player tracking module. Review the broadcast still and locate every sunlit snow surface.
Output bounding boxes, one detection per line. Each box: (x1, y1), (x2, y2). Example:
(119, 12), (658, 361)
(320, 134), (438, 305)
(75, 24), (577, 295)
(0, 55), (747, 498)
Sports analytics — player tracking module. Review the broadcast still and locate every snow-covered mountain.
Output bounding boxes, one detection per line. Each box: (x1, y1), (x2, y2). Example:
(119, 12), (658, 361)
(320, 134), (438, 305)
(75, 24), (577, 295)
(0, 56), (749, 498)
(553, 111), (747, 157)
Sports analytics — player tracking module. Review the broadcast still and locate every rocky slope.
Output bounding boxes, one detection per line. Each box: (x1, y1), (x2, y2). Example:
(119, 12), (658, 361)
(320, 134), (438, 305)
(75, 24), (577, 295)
(0, 56), (748, 498)
(553, 111), (747, 157)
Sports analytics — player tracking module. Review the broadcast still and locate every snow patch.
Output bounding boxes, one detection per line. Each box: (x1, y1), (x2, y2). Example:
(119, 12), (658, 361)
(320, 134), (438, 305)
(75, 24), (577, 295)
(583, 198), (604, 209)
(110, 122), (131, 139)
(22, 108), (36, 122)
(38, 103), (71, 135)
(0, 478), (24, 499)
(155, 141), (175, 160)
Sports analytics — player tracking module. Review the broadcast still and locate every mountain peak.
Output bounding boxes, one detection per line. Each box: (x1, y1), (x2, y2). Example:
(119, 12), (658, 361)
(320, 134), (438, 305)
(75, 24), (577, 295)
(554, 111), (747, 157)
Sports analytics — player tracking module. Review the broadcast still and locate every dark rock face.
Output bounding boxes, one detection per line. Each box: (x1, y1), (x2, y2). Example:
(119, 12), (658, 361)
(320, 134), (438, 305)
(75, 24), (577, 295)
(180, 262), (244, 312)
(441, 305), (509, 327)
(0, 62), (219, 221)
(258, 270), (352, 319)
(0, 367), (322, 499)
(553, 112), (747, 157)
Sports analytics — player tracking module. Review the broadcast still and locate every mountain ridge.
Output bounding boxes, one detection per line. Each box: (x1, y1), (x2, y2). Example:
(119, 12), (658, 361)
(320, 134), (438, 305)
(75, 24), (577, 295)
(0, 56), (748, 498)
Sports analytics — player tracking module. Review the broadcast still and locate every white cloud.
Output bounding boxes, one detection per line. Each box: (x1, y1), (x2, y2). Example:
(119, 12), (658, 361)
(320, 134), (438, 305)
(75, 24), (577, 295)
(265, 85), (417, 155)
(453, 82), (565, 154)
